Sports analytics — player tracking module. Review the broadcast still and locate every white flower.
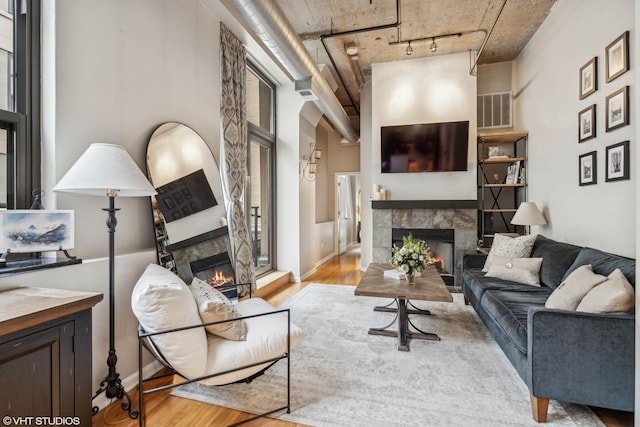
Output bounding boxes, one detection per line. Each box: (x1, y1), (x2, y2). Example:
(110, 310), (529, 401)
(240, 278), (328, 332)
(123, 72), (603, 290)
(399, 264), (409, 273)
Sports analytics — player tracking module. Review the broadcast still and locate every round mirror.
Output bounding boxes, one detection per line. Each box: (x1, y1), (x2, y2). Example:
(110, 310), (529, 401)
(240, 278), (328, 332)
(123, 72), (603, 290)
(146, 122), (226, 245)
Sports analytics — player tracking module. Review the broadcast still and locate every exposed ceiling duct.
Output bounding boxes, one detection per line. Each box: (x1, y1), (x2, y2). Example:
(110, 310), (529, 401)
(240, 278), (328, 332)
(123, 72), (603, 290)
(225, 0), (360, 145)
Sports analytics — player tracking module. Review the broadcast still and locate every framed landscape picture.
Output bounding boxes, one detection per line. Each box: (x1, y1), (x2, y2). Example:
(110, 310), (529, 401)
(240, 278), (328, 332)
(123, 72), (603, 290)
(605, 141), (630, 182)
(578, 151), (597, 186)
(0, 210), (75, 253)
(606, 86), (629, 132)
(578, 104), (596, 142)
(605, 31), (629, 83)
(579, 57), (597, 99)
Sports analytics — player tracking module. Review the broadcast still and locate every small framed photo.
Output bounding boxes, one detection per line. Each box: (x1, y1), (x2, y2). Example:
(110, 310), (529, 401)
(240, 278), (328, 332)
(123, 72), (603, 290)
(579, 57), (597, 99)
(605, 31), (629, 83)
(605, 140), (630, 182)
(578, 104), (596, 142)
(606, 86), (629, 132)
(578, 151), (597, 186)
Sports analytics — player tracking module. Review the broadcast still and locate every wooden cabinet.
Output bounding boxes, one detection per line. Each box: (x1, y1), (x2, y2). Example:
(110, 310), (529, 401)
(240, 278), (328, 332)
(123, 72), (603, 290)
(0, 288), (102, 426)
(477, 131), (528, 247)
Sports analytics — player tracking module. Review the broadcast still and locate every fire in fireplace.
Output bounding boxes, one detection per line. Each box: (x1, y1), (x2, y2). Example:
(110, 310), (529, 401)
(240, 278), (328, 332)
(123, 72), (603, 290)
(189, 252), (237, 299)
(392, 228), (455, 286)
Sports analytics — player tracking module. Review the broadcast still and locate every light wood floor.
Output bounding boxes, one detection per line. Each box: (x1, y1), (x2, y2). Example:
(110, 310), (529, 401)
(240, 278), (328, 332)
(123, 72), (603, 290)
(94, 249), (632, 427)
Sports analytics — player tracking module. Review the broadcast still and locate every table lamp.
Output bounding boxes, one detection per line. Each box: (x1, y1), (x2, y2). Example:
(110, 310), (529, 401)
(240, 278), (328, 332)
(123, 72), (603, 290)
(511, 201), (547, 234)
(53, 143), (157, 419)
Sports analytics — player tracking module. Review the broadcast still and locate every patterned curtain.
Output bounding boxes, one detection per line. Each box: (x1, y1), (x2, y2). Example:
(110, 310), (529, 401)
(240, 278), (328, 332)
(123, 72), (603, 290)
(220, 23), (255, 293)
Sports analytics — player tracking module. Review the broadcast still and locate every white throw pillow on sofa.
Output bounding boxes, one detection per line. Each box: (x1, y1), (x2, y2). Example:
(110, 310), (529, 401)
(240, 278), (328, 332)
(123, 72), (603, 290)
(482, 234), (537, 272)
(576, 269), (635, 314)
(131, 264), (208, 379)
(545, 264), (607, 310)
(485, 255), (543, 286)
(190, 277), (247, 341)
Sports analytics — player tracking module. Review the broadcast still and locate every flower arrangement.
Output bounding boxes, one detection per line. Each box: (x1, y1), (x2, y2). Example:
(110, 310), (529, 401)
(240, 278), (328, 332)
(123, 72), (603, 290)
(390, 234), (434, 281)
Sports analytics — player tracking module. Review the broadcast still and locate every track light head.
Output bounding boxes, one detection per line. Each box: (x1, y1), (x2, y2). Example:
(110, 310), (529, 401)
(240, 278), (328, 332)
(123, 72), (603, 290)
(430, 38), (438, 52)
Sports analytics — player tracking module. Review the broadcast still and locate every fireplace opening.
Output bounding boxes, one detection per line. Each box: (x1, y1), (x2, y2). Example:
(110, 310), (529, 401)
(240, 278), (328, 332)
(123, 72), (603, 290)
(189, 252), (237, 299)
(392, 228), (455, 286)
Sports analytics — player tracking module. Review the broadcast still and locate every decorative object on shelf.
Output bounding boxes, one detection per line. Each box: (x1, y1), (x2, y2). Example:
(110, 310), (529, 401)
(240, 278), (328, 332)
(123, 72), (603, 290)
(30, 189), (46, 209)
(605, 31), (629, 83)
(605, 86), (629, 132)
(511, 202), (547, 234)
(488, 146), (508, 158)
(605, 140), (630, 182)
(579, 57), (597, 99)
(505, 160), (521, 184)
(578, 104), (596, 142)
(53, 143), (157, 419)
(390, 233), (434, 286)
(578, 151), (597, 186)
(300, 140), (322, 181)
(493, 173), (500, 183)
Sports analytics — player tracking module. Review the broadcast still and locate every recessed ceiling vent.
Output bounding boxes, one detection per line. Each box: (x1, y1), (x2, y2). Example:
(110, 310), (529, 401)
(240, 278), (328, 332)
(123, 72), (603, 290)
(477, 91), (512, 129)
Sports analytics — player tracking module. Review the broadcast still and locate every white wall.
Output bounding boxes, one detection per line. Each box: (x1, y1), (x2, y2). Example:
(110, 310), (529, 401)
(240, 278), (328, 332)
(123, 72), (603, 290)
(370, 52), (477, 201)
(361, 52), (477, 268)
(514, 0), (636, 257)
(36, 0), (295, 411)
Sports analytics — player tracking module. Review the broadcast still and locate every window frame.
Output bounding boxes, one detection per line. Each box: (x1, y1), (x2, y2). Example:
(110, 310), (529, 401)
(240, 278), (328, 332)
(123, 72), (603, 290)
(6, 0), (40, 209)
(246, 62), (276, 277)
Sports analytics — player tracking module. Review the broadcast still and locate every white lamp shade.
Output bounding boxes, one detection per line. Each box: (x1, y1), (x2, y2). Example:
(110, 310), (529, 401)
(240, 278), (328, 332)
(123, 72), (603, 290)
(53, 143), (157, 197)
(511, 202), (547, 226)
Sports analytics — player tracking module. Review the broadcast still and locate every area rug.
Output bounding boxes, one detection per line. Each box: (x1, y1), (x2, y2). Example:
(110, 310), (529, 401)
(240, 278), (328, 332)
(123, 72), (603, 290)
(173, 284), (603, 426)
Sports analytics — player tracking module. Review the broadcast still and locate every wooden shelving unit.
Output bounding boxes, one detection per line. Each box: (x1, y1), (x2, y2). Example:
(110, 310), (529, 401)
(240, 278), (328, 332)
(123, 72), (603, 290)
(477, 131), (528, 248)
(151, 196), (177, 273)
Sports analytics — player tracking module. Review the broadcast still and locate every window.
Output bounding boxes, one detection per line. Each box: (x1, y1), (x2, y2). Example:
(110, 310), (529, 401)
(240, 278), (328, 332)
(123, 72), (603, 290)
(246, 65), (275, 276)
(0, 0), (40, 210)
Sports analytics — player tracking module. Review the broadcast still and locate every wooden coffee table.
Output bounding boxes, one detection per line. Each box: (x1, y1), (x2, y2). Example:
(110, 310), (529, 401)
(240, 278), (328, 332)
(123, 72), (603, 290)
(355, 263), (453, 351)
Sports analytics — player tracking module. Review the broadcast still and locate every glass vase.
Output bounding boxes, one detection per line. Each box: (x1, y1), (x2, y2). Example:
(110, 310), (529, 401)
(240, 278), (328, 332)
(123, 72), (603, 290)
(405, 272), (415, 286)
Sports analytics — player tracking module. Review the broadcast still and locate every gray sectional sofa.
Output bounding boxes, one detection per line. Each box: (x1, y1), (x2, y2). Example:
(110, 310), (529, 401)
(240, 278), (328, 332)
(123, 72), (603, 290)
(462, 235), (634, 422)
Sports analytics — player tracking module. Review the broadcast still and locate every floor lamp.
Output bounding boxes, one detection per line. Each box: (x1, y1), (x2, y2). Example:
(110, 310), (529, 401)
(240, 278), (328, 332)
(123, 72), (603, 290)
(53, 143), (157, 419)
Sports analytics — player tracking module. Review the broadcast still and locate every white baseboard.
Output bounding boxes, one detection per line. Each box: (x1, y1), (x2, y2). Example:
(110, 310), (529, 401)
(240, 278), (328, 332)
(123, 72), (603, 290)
(93, 360), (165, 413)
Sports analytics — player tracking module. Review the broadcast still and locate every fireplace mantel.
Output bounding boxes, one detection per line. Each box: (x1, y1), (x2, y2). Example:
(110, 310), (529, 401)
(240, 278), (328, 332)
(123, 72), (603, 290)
(372, 200), (477, 209)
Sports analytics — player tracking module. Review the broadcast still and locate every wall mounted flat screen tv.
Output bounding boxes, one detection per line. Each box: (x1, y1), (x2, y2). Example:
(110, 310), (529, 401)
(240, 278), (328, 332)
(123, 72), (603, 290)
(380, 120), (469, 173)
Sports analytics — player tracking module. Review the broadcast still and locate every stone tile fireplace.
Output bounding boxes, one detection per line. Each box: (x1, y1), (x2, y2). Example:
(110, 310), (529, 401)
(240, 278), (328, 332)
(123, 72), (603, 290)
(372, 200), (477, 288)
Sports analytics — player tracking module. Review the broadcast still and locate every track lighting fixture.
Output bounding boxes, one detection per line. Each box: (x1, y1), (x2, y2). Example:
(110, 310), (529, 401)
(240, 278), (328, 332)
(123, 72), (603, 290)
(405, 41), (413, 56)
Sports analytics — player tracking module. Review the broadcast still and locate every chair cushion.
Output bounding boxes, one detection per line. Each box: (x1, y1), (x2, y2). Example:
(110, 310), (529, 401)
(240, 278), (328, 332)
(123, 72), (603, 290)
(545, 264), (608, 311)
(131, 264), (208, 379)
(190, 277), (247, 341)
(197, 298), (305, 386)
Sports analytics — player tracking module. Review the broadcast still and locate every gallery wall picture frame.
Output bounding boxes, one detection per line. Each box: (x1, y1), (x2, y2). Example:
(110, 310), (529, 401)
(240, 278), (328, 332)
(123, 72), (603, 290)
(605, 140), (630, 182)
(579, 57), (597, 99)
(578, 151), (597, 186)
(578, 104), (596, 142)
(606, 86), (629, 132)
(605, 31), (629, 83)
